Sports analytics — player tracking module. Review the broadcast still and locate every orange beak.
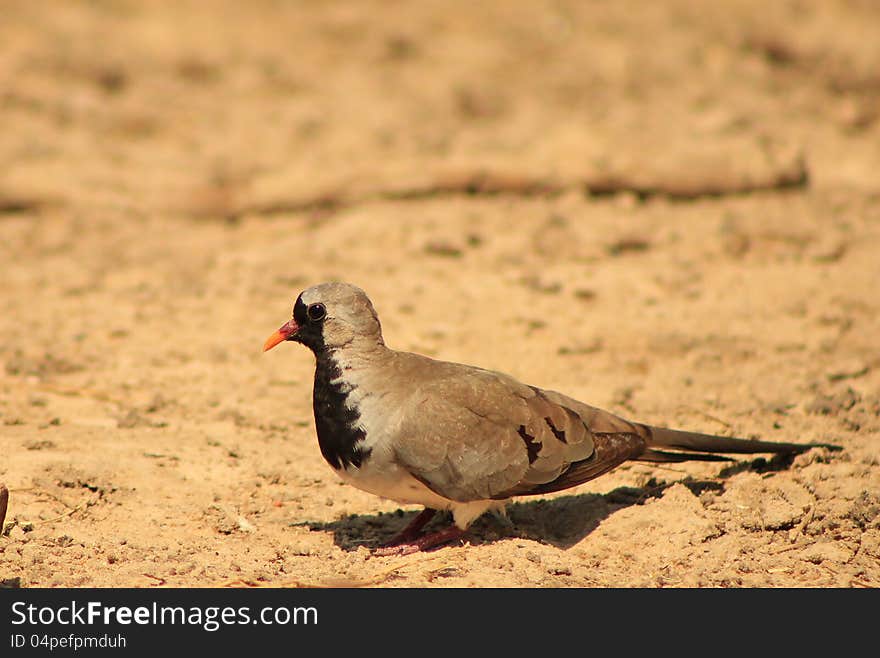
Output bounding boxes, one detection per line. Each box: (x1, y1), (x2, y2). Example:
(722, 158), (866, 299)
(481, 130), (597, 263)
(262, 319), (298, 352)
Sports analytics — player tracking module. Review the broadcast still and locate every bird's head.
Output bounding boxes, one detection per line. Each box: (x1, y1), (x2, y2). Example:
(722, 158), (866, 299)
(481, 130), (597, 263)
(263, 282), (384, 354)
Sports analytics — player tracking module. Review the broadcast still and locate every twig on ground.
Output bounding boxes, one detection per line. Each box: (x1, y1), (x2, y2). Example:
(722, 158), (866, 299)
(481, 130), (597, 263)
(220, 553), (448, 588)
(143, 573), (167, 586)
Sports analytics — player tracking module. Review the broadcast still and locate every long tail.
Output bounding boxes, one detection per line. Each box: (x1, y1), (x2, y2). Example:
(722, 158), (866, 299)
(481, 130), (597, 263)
(637, 426), (840, 463)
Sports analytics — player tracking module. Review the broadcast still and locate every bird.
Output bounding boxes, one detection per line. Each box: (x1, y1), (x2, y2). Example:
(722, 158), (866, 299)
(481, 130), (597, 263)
(263, 282), (837, 554)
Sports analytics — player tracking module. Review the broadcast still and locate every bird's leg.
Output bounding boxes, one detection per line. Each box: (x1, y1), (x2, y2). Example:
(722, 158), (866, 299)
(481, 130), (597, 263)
(383, 508), (437, 547)
(374, 525), (466, 556)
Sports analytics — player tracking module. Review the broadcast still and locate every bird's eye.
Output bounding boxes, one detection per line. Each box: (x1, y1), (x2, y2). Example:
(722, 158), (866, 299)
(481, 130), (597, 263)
(307, 303), (326, 322)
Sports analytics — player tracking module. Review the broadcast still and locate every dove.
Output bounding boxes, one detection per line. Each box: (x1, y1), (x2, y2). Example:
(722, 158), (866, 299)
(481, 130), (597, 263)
(263, 282), (836, 554)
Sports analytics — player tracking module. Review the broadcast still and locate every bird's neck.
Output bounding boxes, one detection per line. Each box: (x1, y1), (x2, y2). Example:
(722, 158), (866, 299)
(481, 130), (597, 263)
(315, 336), (390, 371)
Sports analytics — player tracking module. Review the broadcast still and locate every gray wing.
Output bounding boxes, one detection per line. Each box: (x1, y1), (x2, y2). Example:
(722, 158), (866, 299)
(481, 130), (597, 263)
(391, 361), (648, 502)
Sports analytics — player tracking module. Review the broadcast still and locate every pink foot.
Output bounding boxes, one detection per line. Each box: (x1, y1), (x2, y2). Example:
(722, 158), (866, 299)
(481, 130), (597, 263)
(373, 526), (466, 556)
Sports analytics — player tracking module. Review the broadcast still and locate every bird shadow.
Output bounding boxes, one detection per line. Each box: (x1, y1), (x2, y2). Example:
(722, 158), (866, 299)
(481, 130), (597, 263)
(293, 479), (709, 552)
(296, 453), (801, 552)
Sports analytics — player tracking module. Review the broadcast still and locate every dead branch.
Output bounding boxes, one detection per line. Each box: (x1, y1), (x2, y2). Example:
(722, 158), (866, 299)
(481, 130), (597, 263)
(0, 484), (8, 530)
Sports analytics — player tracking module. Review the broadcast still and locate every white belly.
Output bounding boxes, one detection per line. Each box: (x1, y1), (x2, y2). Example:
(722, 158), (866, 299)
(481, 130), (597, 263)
(335, 457), (506, 529)
(336, 459), (452, 509)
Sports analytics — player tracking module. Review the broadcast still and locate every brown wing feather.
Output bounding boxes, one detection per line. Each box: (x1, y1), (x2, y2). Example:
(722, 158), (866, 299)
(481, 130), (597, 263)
(496, 432), (646, 498)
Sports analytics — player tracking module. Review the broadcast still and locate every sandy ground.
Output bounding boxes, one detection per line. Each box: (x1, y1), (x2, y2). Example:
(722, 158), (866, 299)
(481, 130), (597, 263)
(1, 0), (879, 588)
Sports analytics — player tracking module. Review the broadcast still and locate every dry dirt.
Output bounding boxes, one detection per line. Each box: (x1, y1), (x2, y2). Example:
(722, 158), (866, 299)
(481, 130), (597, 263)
(1, 0), (879, 588)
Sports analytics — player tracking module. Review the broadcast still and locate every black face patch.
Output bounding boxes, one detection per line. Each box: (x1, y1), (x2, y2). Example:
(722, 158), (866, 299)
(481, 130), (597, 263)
(291, 294), (325, 352)
(518, 425), (541, 464)
(293, 294), (309, 324)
